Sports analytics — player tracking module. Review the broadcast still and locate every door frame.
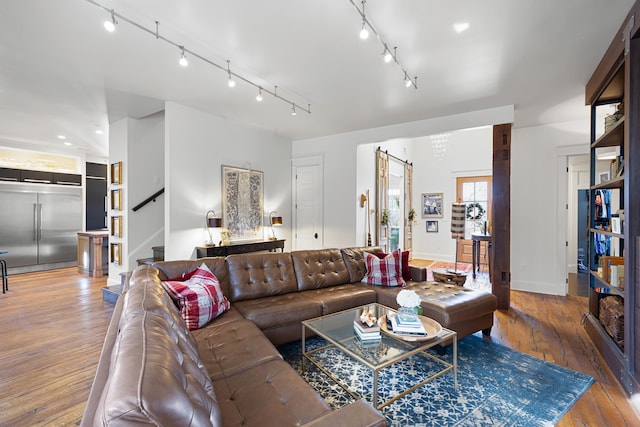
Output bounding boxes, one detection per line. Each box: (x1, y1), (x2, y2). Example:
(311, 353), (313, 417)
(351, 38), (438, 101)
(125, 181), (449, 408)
(455, 175), (493, 264)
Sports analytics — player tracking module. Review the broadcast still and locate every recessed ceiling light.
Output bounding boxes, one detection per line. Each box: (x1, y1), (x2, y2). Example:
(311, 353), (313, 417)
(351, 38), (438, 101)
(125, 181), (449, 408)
(64, 142), (72, 146)
(95, 129), (104, 135)
(57, 135), (66, 140)
(454, 22), (470, 33)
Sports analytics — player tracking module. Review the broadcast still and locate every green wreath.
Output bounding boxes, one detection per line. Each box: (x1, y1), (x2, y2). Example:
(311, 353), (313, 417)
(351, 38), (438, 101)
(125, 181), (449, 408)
(466, 202), (486, 220)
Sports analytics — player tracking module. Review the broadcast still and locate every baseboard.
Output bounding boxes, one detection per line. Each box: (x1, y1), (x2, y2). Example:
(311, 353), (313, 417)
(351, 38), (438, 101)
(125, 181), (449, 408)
(511, 280), (566, 296)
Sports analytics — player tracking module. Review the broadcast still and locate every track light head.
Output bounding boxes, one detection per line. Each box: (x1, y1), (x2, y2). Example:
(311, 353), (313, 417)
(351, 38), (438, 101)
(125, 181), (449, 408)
(383, 46), (393, 63)
(256, 88), (263, 102)
(104, 9), (117, 32)
(359, 22), (369, 40)
(226, 60), (235, 87)
(291, 104), (297, 116)
(179, 47), (188, 67)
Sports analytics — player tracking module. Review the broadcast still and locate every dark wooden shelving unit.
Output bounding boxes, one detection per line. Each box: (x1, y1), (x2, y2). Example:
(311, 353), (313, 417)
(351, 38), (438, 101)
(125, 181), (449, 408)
(584, 1), (640, 395)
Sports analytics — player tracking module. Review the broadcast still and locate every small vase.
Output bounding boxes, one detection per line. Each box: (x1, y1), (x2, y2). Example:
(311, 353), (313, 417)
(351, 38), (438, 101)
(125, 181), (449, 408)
(398, 306), (419, 323)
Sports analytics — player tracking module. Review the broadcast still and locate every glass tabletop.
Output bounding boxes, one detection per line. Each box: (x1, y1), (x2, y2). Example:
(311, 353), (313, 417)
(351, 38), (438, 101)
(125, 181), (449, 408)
(302, 303), (455, 369)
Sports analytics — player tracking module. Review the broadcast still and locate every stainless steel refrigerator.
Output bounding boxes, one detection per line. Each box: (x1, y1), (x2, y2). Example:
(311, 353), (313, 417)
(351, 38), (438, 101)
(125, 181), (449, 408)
(0, 183), (82, 272)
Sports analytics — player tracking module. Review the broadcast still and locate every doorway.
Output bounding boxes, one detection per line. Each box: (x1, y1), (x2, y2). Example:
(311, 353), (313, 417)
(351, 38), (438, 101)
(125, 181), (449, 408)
(456, 176), (492, 264)
(292, 156), (323, 250)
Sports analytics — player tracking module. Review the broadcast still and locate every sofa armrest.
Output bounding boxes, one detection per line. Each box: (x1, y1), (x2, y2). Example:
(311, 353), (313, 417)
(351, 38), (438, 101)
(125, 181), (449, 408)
(302, 399), (386, 427)
(409, 265), (427, 282)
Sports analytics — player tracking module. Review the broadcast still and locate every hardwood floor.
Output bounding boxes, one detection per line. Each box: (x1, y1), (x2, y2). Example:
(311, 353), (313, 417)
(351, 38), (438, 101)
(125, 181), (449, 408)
(0, 265), (638, 426)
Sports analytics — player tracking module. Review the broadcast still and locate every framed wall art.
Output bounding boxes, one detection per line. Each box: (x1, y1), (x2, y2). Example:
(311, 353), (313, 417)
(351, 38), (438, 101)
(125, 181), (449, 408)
(111, 189), (122, 211)
(110, 161), (122, 185)
(421, 192), (443, 218)
(426, 220), (439, 233)
(111, 216), (122, 238)
(222, 165), (264, 242)
(110, 243), (122, 265)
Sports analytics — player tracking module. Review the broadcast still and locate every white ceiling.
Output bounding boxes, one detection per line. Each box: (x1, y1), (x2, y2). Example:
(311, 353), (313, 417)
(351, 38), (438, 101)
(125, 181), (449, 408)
(0, 0), (634, 159)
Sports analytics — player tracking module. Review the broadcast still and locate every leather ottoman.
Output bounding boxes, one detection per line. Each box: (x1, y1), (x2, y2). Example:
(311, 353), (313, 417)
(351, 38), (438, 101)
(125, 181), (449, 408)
(372, 281), (498, 340)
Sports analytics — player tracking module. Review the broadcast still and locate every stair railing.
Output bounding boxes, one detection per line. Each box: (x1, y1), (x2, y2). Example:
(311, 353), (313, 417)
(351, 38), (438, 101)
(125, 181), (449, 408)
(132, 188), (164, 212)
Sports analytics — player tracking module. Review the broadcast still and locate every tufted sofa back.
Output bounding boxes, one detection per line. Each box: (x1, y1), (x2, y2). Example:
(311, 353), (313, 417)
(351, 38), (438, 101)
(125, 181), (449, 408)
(90, 265), (222, 426)
(225, 252), (298, 302)
(340, 246), (382, 283)
(291, 248), (351, 291)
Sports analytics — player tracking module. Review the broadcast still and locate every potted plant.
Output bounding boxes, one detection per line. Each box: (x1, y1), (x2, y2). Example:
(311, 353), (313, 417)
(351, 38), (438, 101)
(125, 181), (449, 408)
(381, 209), (389, 226)
(408, 208), (416, 224)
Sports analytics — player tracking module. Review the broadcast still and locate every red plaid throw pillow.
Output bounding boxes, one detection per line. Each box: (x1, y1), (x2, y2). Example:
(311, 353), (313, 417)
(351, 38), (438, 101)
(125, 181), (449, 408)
(362, 248), (406, 287)
(376, 250), (411, 281)
(161, 263), (230, 330)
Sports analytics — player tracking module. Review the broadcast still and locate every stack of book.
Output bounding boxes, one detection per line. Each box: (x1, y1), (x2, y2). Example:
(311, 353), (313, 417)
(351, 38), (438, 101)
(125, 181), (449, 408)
(353, 320), (381, 341)
(390, 314), (427, 336)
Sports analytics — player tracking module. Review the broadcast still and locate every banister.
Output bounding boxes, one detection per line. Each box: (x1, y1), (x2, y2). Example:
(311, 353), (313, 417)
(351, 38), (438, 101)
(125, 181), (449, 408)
(132, 188), (164, 212)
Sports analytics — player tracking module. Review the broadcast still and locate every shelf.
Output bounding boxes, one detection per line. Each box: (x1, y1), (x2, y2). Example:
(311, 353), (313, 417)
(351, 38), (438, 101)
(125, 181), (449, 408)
(583, 313), (629, 393)
(590, 228), (624, 239)
(591, 175), (624, 190)
(592, 117), (624, 149)
(590, 271), (625, 298)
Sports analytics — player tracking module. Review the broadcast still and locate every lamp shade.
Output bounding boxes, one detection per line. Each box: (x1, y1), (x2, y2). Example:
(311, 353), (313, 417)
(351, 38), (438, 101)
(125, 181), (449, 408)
(207, 217), (223, 228)
(451, 202), (466, 239)
(271, 216), (283, 226)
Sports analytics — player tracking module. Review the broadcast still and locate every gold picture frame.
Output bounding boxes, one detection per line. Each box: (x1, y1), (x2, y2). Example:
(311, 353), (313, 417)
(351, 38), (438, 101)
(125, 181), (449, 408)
(110, 243), (122, 265)
(111, 189), (122, 211)
(110, 161), (122, 184)
(111, 216), (122, 237)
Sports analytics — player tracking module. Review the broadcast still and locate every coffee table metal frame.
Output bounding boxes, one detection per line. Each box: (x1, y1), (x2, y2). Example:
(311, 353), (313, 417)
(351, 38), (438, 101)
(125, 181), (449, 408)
(302, 303), (457, 410)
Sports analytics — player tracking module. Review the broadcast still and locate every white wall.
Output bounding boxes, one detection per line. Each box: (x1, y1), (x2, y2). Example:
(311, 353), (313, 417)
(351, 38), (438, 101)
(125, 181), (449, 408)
(511, 120), (589, 295)
(294, 106), (514, 249)
(107, 113), (165, 285)
(410, 128), (492, 261)
(107, 118), (128, 284)
(127, 112), (165, 267)
(164, 102), (292, 260)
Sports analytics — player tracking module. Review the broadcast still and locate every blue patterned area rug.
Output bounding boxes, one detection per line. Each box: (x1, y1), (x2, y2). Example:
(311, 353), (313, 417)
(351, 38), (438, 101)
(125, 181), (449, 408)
(278, 334), (594, 426)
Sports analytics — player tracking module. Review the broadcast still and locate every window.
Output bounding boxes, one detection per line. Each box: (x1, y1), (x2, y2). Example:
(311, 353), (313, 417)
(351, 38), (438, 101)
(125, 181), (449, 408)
(457, 176), (491, 239)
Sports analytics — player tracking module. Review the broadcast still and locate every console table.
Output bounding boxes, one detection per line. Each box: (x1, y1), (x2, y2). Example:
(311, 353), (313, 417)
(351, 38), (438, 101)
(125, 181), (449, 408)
(471, 233), (491, 279)
(196, 239), (285, 258)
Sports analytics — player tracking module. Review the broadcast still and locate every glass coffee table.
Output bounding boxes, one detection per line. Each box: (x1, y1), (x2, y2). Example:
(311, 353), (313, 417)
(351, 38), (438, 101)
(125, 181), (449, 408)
(302, 303), (457, 409)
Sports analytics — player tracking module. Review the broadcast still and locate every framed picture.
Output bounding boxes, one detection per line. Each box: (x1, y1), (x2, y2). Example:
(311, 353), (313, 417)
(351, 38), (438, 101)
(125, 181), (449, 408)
(110, 161), (122, 184)
(599, 171), (609, 184)
(422, 193), (444, 218)
(426, 220), (439, 233)
(110, 243), (122, 265)
(111, 216), (122, 238)
(111, 189), (122, 211)
(222, 165), (264, 242)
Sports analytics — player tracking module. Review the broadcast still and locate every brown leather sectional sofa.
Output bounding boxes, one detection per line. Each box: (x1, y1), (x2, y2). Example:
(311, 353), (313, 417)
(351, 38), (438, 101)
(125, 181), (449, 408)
(81, 247), (497, 426)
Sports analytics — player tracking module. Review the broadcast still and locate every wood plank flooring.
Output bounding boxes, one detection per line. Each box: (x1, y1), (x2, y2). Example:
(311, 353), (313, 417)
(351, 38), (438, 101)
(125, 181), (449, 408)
(0, 265), (638, 426)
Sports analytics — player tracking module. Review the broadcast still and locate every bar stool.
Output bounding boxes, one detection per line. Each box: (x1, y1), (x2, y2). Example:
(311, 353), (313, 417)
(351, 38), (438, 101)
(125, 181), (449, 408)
(0, 250), (7, 293)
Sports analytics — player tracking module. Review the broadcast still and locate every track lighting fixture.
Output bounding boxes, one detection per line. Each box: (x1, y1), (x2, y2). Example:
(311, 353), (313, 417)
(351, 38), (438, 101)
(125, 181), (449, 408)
(359, 1), (369, 39)
(179, 46), (188, 67)
(347, 0), (418, 89)
(103, 9), (117, 32)
(85, 0), (311, 115)
(291, 104), (297, 116)
(226, 60), (236, 88)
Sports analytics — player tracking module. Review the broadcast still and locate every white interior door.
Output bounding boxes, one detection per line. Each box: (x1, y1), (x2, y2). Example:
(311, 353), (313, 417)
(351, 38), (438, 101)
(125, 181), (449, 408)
(293, 158), (323, 250)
